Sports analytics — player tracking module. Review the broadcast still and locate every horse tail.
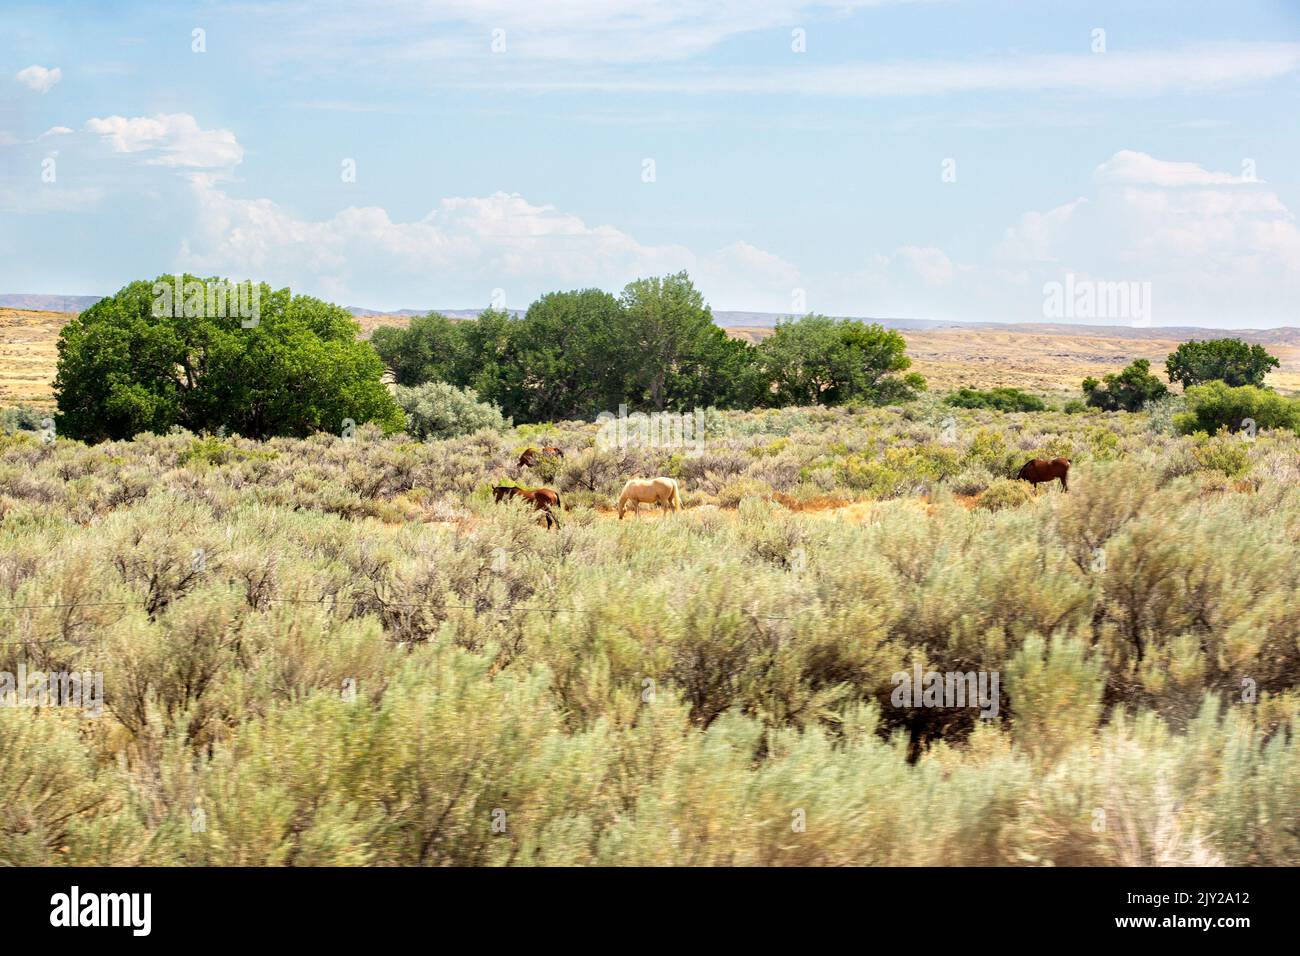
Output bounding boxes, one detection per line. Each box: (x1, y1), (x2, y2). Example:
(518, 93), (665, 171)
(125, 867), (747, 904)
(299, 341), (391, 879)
(670, 479), (682, 511)
(555, 491), (563, 511)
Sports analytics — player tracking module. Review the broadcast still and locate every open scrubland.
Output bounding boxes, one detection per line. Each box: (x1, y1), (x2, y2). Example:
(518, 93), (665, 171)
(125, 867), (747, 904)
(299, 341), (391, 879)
(2, 400), (1298, 865)
(731, 323), (1300, 394)
(0, 308), (68, 407)
(10, 306), (1300, 406)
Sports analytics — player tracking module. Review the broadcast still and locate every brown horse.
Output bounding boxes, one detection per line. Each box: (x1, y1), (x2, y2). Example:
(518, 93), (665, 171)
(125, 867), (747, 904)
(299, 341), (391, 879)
(1016, 457), (1070, 492)
(518, 446), (564, 468)
(493, 485), (563, 528)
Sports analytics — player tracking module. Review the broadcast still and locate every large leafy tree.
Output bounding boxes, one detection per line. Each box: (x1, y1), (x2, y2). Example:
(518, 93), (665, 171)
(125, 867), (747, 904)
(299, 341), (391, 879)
(620, 272), (735, 411)
(758, 314), (925, 407)
(1082, 358), (1168, 412)
(370, 313), (468, 387)
(1165, 338), (1279, 389)
(503, 289), (633, 422)
(54, 276), (403, 442)
(458, 306), (518, 412)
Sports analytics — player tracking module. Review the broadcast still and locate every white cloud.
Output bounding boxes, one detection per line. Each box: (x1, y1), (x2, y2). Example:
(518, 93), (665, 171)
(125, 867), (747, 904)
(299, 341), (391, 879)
(250, 0), (911, 66)
(15, 65), (61, 93)
(85, 113), (243, 171)
(1094, 150), (1253, 186)
(988, 150), (1300, 325)
(23, 110), (801, 307)
(181, 177), (795, 308)
(693, 240), (803, 312)
(40, 126), (74, 138)
(896, 246), (953, 287)
(456, 41), (1300, 97)
(996, 199), (1088, 264)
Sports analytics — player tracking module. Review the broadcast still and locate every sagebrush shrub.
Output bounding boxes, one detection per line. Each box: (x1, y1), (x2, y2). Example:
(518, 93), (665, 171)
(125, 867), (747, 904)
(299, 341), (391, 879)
(394, 382), (508, 441)
(0, 402), (1295, 865)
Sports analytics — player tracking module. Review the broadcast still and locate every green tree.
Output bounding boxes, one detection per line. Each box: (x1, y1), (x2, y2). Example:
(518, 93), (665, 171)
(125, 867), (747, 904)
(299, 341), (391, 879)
(944, 388), (1046, 412)
(1082, 359), (1169, 412)
(758, 314), (924, 407)
(54, 276), (402, 442)
(455, 307), (517, 411)
(620, 272), (740, 411)
(1165, 339), (1279, 389)
(370, 313), (468, 387)
(504, 289), (633, 422)
(1173, 381), (1300, 435)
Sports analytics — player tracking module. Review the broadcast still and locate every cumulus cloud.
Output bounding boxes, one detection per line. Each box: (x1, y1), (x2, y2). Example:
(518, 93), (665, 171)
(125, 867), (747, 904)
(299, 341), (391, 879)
(990, 150), (1300, 325)
(896, 246), (954, 287)
(692, 241), (803, 312)
(1094, 150), (1254, 186)
(15, 65), (61, 92)
(181, 177), (799, 309)
(995, 199), (1088, 264)
(21, 109), (1300, 325)
(85, 113), (243, 171)
(14, 109), (795, 307)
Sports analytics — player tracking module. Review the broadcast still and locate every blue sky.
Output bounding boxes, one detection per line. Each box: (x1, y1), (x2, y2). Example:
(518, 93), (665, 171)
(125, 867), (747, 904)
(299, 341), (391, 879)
(2, 0), (1299, 326)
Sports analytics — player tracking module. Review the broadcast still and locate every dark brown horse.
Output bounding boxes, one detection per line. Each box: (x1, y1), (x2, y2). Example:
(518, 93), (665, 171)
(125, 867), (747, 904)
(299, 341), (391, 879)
(493, 485), (562, 528)
(518, 446), (564, 468)
(1016, 457), (1070, 492)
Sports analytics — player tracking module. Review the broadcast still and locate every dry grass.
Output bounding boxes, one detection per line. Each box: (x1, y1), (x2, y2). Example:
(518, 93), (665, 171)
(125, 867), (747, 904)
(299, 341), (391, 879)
(0, 308), (65, 407)
(8, 309), (1300, 406)
(729, 324), (1300, 393)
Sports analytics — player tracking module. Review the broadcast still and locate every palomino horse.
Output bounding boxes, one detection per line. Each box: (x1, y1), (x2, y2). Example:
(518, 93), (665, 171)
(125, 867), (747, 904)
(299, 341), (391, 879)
(617, 477), (682, 519)
(518, 446), (564, 468)
(493, 485), (563, 529)
(1016, 457), (1070, 492)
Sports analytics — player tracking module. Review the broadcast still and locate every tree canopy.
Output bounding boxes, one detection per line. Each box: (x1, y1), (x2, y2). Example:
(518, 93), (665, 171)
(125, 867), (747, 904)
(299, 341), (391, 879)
(369, 274), (925, 423)
(1173, 381), (1300, 435)
(1165, 339), (1279, 390)
(1082, 359), (1168, 412)
(944, 388), (1046, 412)
(55, 276), (402, 442)
(758, 314), (925, 407)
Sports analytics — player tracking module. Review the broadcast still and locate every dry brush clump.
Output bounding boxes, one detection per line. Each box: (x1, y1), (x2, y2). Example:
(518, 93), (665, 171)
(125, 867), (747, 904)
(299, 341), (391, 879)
(0, 402), (1296, 865)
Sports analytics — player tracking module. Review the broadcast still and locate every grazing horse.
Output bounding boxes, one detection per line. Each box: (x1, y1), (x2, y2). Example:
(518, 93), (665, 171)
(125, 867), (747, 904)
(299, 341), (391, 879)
(493, 485), (563, 529)
(1016, 457), (1070, 492)
(617, 477), (682, 519)
(518, 446), (565, 468)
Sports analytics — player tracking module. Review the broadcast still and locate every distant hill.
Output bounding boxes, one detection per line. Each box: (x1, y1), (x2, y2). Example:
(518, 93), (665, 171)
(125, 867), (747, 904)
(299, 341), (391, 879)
(5, 294), (1300, 347)
(346, 305), (1300, 346)
(348, 307), (527, 323)
(0, 294), (103, 313)
(6, 301), (1300, 400)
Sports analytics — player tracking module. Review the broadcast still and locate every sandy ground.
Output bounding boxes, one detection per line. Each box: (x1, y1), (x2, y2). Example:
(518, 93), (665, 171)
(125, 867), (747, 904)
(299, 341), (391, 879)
(7, 308), (1300, 405)
(732, 324), (1300, 394)
(0, 308), (65, 406)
